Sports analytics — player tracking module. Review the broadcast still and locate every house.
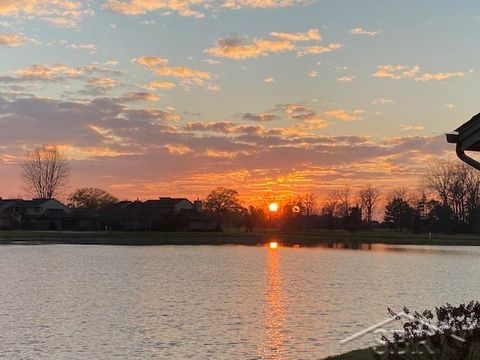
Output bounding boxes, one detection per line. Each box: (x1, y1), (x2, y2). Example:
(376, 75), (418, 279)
(101, 197), (215, 231)
(0, 198), (69, 230)
(0, 197), (216, 232)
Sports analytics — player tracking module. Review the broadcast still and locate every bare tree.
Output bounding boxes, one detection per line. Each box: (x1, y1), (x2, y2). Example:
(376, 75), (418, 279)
(21, 145), (71, 199)
(301, 192), (317, 216)
(321, 190), (339, 217)
(68, 187), (118, 209)
(337, 185), (351, 219)
(425, 160), (480, 223)
(358, 185), (381, 224)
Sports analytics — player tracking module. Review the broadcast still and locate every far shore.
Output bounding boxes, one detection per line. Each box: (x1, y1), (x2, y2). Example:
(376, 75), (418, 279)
(2, 229), (480, 247)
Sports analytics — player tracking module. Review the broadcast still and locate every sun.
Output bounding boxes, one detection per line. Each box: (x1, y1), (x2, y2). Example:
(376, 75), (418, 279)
(268, 202), (279, 213)
(269, 241), (278, 249)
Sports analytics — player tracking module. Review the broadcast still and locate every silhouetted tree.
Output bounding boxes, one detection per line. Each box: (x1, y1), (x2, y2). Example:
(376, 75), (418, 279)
(425, 160), (480, 227)
(242, 206), (265, 232)
(384, 197), (414, 231)
(301, 192), (317, 216)
(345, 205), (362, 232)
(204, 187), (243, 229)
(21, 145), (71, 199)
(358, 185), (381, 226)
(68, 187), (118, 209)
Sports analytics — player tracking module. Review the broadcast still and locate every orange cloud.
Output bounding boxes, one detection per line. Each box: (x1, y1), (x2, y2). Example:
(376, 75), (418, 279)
(16, 63), (84, 80)
(270, 28), (321, 42)
(0, 33), (28, 47)
(103, 0), (311, 18)
(324, 109), (364, 121)
(296, 43), (343, 56)
(165, 143), (193, 155)
(415, 71), (466, 81)
(373, 65), (420, 79)
(206, 30), (341, 60)
(205, 34), (294, 60)
(133, 56), (215, 90)
(374, 65), (467, 82)
(144, 80), (176, 90)
(88, 77), (117, 88)
(103, 0), (205, 18)
(0, 0), (93, 27)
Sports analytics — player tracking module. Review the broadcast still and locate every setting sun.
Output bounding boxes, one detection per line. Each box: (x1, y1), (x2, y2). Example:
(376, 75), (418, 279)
(268, 203), (279, 213)
(269, 242), (278, 249)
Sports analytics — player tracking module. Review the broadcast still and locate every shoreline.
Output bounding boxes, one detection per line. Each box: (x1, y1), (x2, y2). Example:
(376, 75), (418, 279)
(2, 229), (480, 246)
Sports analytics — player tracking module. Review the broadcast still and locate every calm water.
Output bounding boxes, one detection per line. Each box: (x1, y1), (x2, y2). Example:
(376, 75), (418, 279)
(0, 244), (480, 359)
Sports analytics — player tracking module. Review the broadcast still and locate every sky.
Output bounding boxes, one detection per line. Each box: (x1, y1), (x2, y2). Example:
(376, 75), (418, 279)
(0, 0), (478, 204)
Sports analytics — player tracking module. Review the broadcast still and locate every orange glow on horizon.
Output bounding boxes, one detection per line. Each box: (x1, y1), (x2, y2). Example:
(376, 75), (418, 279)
(269, 241), (278, 249)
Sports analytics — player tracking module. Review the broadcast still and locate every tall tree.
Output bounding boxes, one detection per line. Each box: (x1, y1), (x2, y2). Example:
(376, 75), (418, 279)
(204, 187), (243, 228)
(425, 160), (480, 226)
(68, 188), (118, 209)
(301, 192), (317, 216)
(21, 145), (71, 199)
(358, 185), (381, 225)
(384, 197), (414, 231)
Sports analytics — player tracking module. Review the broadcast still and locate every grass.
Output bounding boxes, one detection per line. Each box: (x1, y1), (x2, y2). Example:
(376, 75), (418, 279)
(323, 348), (374, 360)
(1, 229), (480, 246)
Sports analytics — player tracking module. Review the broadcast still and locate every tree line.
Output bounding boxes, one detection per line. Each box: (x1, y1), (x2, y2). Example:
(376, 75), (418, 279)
(16, 145), (480, 234)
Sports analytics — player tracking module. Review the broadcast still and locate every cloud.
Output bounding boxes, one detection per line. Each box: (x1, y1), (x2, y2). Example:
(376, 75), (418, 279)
(373, 65), (420, 79)
(276, 103), (329, 130)
(133, 56), (216, 90)
(296, 43), (343, 56)
(164, 143), (193, 155)
(372, 98), (394, 105)
(206, 30), (341, 60)
(3, 63), (122, 84)
(144, 80), (176, 90)
(103, 0), (312, 18)
(0, 94), (454, 203)
(324, 109), (364, 121)
(415, 71), (466, 82)
(117, 92), (160, 103)
(400, 124), (425, 131)
(0, 1), (93, 27)
(16, 64), (85, 81)
(270, 28), (321, 42)
(350, 27), (380, 36)
(0, 33), (28, 47)
(103, 0), (205, 18)
(374, 65), (467, 82)
(69, 43), (98, 53)
(336, 75), (355, 83)
(205, 33), (295, 60)
(88, 77), (118, 89)
(240, 112), (279, 122)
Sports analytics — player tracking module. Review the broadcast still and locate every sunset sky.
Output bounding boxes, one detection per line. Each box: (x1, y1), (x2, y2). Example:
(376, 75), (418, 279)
(0, 1), (478, 203)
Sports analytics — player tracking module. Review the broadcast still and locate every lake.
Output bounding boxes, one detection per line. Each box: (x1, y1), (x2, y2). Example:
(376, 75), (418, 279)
(0, 243), (479, 359)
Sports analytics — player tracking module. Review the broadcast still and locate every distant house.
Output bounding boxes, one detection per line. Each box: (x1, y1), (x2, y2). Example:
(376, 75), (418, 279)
(102, 197), (215, 231)
(0, 198), (69, 230)
(0, 196), (216, 232)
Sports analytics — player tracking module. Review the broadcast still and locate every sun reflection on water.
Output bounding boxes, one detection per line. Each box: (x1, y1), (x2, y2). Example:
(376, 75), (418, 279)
(258, 247), (288, 359)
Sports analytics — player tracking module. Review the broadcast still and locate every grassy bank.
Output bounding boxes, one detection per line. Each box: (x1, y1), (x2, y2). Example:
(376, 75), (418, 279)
(1, 229), (480, 246)
(324, 348), (374, 360)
